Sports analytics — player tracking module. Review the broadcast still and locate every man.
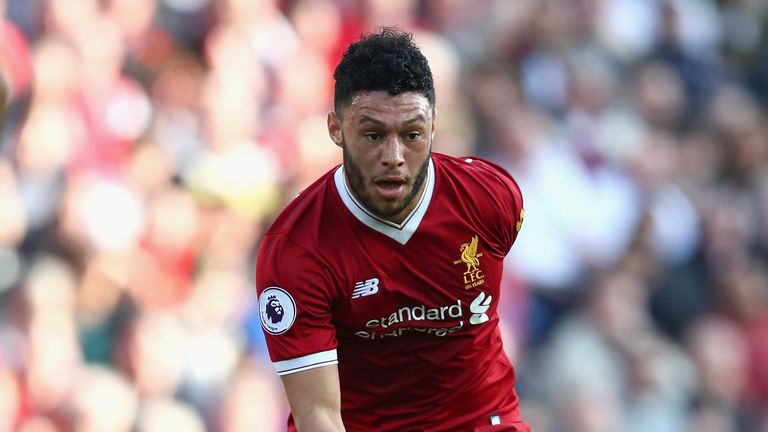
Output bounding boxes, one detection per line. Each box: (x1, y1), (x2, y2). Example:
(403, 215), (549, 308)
(256, 27), (528, 432)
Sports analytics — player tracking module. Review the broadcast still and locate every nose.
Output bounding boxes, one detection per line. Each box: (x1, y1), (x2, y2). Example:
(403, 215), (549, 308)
(381, 137), (405, 168)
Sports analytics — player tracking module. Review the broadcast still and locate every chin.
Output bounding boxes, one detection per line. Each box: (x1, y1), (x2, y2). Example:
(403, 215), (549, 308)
(373, 203), (401, 218)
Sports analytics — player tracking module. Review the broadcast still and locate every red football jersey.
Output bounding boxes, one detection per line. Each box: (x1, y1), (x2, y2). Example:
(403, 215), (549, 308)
(256, 153), (528, 432)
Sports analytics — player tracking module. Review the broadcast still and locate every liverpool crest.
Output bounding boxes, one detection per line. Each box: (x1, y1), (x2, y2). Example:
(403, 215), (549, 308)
(453, 235), (486, 289)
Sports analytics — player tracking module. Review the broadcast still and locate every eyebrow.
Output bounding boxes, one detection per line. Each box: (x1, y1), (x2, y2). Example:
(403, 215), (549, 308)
(358, 114), (427, 127)
(402, 114), (427, 126)
(359, 115), (386, 126)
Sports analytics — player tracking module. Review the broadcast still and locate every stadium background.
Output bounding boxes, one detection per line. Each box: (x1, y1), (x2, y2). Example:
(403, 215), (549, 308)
(1, 0), (768, 431)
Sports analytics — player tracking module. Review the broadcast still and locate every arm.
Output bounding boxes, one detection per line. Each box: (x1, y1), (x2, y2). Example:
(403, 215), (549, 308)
(256, 236), (344, 430)
(281, 364), (345, 432)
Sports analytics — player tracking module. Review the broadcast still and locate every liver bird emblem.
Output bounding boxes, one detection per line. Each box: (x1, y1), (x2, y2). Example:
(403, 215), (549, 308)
(458, 235), (482, 273)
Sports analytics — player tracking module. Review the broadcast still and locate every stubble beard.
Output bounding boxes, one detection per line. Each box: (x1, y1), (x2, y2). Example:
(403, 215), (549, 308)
(342, 144), (430, 221)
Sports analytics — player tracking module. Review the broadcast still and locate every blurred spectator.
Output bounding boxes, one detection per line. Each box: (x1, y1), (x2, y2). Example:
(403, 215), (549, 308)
(539, 269), (694, 431)
(685, 316), (748, 431)
(106, 0), (175, 85)
(70, 366), (138, 432)
(217, 361), (287, 431)
(0, 69), (7, 124)
(136, 396), (206, 432)
(0, 362), (21, 431)
(0, 0), (32, 147)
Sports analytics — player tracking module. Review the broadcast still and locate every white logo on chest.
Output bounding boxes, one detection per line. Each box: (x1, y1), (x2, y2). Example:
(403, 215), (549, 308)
(470, 292), (492, 325)
(352, 278), (380, 299)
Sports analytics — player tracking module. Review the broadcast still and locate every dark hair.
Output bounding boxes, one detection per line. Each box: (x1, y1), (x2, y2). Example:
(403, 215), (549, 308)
(333, 27), (435, 114)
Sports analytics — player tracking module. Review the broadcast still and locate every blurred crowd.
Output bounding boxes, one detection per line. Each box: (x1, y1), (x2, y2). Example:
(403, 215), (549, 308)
(0, 0), (767, 431)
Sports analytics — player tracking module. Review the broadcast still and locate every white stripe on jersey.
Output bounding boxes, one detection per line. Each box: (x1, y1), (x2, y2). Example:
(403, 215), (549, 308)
(274, 349), (339, 376)
(334, 158), (435, 245)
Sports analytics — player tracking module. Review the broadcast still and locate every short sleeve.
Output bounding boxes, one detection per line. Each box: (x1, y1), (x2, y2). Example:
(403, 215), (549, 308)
(474, 159), (525, 254)
(256, 234), (338, 375)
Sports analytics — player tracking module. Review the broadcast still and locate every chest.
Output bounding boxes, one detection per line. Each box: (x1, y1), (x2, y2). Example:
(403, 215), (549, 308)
(326, 221), (504, 338)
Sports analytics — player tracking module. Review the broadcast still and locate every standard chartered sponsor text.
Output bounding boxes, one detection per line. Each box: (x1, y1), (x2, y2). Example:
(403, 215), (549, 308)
(355, 300), (466, 339)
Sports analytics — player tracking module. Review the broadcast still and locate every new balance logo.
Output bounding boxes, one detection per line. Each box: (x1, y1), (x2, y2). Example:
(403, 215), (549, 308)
(352, 278), (380, 299)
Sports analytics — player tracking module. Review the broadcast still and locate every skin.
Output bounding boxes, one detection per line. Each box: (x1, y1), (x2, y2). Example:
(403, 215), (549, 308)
(280, 91), (436, 432)
(327, 91), (436, 224)
(281, 366), (345, 432)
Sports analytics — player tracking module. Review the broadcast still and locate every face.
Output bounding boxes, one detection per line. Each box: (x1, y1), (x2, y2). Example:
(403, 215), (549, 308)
(328, 91), (435, 223)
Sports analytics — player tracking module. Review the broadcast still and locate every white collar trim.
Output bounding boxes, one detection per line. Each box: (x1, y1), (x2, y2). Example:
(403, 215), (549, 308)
(334, 157), (435, 245)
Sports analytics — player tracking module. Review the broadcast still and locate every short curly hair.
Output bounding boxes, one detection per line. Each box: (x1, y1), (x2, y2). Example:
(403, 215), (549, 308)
(333, 27), (435, 114)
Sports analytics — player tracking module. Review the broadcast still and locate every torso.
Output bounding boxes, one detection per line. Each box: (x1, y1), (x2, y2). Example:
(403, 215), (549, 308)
(258, 153), (527, 431)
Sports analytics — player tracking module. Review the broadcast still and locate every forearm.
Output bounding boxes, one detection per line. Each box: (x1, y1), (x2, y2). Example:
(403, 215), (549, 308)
(293, 407), (346, 432)
(281, 365), (345, 432)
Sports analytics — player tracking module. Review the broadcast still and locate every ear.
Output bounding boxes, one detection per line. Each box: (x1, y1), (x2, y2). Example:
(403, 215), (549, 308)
(327, 111), (343, 148)
(430, 108), (437, 141)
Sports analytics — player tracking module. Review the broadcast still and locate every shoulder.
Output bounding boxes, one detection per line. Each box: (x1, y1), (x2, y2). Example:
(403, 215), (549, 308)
(257, 166), (347, 278)
(256, 169), (341, 296)
(432, 153), (525, 253)
(262, 166), (340, 245)
(432, 152), (521, 199)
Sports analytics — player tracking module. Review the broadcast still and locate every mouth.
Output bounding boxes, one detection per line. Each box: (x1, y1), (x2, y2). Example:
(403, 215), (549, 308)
(373, 176), (407, 200)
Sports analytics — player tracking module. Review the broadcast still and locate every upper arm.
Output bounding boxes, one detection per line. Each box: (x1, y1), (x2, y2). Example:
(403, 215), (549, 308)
(256, 237), (339, 372)
(281, 364), (345, 432)
(256, 235), (344, 427)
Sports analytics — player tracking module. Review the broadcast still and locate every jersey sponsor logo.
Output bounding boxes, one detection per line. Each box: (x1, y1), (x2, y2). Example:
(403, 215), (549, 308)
(470, 291), (492, 325)
(356, 321), (465, 339)
(354, 291), (494, 339)
(355, 299), (465, 340)
(258, 287), (297, 335)
(363, 300), (462, 330)
(351, 278), (380, 299)
(453, 235), (486, 289)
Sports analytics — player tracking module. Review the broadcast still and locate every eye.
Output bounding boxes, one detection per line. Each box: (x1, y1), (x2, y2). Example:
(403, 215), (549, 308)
(364, 133), (382, 142)
(406, 132), (421, 141)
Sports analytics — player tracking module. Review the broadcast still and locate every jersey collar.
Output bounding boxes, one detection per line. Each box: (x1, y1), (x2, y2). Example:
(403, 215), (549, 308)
(334, 157), (435, 245)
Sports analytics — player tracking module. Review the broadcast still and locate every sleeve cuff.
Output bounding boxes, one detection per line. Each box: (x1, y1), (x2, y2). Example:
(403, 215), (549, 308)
(273, 349), (338, 376)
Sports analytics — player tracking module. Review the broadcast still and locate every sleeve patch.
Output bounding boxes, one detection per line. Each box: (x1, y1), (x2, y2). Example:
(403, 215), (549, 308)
(259, 287), (297, 335)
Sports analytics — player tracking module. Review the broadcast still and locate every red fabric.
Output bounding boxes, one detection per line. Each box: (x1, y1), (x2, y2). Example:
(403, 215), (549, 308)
(743, 318), (768, 404)
(256, 153), (528, 431)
